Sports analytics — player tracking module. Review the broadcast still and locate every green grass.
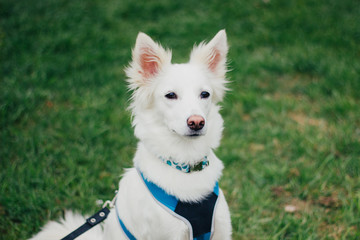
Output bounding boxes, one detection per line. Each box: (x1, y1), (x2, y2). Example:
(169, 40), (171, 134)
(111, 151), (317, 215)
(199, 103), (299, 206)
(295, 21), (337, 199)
(1, 0), (359, 239)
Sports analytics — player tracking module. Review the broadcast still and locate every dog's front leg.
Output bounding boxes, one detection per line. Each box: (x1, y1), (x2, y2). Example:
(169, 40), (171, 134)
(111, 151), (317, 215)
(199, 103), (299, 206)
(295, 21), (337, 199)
(212, 189), (232, 239)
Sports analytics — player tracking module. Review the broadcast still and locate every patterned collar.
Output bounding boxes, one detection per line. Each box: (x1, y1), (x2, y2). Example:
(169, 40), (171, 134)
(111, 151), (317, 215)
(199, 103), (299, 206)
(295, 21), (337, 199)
(159, 156), (209, 173)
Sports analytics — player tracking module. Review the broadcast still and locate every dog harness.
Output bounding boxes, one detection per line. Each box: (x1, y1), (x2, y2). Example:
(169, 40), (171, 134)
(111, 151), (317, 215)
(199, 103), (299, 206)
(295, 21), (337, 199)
(116, 170), (219, 240)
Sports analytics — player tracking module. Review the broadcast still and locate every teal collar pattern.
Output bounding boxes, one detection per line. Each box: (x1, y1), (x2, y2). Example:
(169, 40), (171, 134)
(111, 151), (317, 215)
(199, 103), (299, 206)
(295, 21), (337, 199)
(159, 156), (209, 173)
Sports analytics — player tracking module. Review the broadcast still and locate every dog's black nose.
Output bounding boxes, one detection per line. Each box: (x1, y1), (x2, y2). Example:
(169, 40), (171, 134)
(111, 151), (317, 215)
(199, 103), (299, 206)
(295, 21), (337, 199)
(187, 115), (205, 131)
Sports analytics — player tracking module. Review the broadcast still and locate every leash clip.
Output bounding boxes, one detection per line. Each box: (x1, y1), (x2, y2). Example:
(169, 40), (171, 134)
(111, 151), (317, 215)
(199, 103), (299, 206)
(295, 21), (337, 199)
(102, 200), (114, 209)
(102, 190), (118, 209)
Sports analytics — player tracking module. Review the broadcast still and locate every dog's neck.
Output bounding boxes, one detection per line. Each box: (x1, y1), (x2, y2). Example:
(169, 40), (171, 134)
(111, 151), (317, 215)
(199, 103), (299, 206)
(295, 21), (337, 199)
(139, 133), (211, 166)
(133, 142), (224, 202)
(159, 155), (210, 173)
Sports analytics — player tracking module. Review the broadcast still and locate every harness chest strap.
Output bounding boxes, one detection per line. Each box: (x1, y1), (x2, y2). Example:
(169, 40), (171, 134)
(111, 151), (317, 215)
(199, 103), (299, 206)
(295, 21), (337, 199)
(116, 169), (220, 240)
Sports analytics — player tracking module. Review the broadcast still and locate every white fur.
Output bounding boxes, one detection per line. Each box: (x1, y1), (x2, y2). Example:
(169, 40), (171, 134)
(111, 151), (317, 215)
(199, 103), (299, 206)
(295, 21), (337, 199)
(29, 30), (232, 240)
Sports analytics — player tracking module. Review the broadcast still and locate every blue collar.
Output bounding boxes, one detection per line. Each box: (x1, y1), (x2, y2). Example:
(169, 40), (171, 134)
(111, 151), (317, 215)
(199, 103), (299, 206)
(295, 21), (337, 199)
(159, 156), (209, 173)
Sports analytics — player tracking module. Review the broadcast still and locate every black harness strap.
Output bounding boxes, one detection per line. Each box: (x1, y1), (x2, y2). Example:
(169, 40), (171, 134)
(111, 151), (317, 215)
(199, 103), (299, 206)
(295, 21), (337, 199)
(61, 207), (110, 240)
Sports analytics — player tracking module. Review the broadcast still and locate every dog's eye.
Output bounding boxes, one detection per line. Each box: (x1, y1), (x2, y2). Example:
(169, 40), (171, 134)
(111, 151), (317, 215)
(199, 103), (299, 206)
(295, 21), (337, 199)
(200, 91), (210, 99)
(165, 92), (177, 99)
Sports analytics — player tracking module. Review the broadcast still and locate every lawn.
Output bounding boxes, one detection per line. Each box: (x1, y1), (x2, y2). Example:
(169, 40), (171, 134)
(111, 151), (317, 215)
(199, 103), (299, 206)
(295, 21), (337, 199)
(1, 0), (359, 239)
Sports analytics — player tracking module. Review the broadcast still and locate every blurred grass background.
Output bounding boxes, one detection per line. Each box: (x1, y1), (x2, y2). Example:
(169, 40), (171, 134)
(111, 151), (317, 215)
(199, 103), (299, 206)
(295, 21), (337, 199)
(1, 0), (359, 239)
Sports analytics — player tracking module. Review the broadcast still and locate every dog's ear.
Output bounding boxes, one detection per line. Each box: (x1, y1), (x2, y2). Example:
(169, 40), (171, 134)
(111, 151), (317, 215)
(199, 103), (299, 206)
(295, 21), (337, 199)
(190, 30), (229, 102)
(190, 30), (228, 78)
(126, 33), (172, 88)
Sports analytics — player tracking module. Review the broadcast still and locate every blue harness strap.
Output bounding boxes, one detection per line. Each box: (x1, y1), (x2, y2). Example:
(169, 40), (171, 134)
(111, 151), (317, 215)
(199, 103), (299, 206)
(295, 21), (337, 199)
(116, 170), (219, 240)
(115, 205), (136, 240)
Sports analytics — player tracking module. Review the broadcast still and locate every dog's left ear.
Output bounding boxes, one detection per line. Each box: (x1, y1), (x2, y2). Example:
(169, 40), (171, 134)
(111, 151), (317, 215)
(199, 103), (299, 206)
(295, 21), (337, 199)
(190, 30), (228, 102)
(190, 30), (228, 79)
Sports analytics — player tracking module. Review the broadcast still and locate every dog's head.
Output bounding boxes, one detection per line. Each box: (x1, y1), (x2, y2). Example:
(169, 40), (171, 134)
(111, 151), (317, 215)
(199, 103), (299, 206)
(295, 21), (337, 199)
(126, 30), (228, 157)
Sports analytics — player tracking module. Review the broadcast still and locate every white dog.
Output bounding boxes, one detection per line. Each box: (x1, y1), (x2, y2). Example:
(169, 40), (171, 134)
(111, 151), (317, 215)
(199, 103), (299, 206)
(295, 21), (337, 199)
(30, 30), (232, 240)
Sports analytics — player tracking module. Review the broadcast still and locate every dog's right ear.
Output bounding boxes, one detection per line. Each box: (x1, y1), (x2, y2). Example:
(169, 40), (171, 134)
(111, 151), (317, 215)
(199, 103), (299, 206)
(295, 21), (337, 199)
(190, 30), (229, 102)
(126, 33), (172, 89)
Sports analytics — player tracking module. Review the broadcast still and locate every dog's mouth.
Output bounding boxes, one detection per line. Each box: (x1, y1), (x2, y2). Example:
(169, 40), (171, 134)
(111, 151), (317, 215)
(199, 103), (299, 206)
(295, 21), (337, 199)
(185, 130), (205, 137)
(188, 133), (202, 137)
(172, 129), (205, 138)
